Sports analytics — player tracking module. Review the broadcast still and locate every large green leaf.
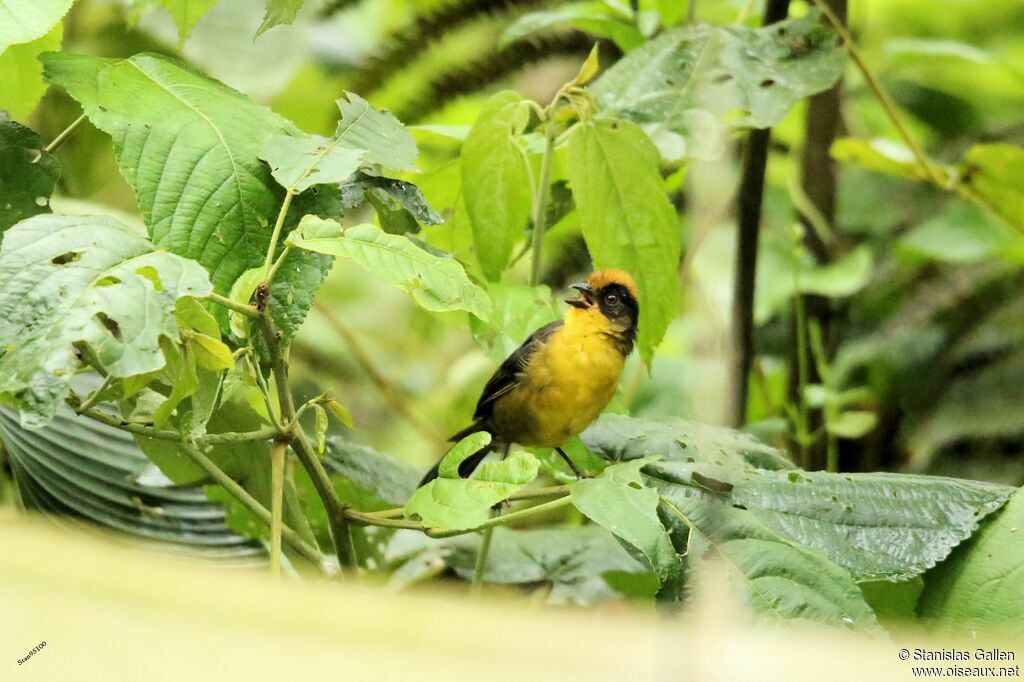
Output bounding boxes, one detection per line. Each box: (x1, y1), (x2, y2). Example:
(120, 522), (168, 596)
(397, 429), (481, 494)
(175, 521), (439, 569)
(460, 91), (532, 281)
(592, 10), (845, 162)
(648, 460), (1013, 581)
(658, 492), (880, 632)
(42, 51), (332, 342)
(0, 23), (61, 120)
(567, 117), (680, 364)
(0, 404), (265, 565)
(570, 458), (682, 587)
(0, 214), (211, 428)
(580, 413), (795, 471)
(918, 487), (1024, 637)
(0, 117), (60, 233)
(0, 0), (74, 53)
(287, 220), (491, 321)
(404, 434), (539, 531)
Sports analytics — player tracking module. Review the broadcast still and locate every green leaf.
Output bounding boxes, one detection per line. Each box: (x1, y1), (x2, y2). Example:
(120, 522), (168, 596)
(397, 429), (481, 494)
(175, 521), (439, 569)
(958, 144), (1024, 233)
(259, 135), (364, 193)
(333, 92), (418, 173)
(256, 0), (303, 37)
(0, 214), (212, 428)
(831, 137), (934, 182)
(288, 222), (491, 321)
(648, 460), (1014, 581)
(918, 487), (1024, 637)
(156, 0), (218, 45)
(592, 11), (845, 162)
(43, 52), (331, 343)
(0, 0), (74, 53)
(0, 117), (60, 233)
(0, 23), (62, 120)
(187, 332), (234, 371)
(404, 434), (540, 530)
(341, 172), (443, 234)
(580, 413), (795, 471)
(174, 296), (220, 338)
(227, 267), (263, 338)
(500, 3), (644, 53)
(567, 117), (680, 364)
(460, 91), (532, 281)
(325, 399), (352, 429)
(658, 492), (880, 631)
(314, 404), (327, 454)
(443, 526), (652, 605)
(151, 338), (199, 428)
(571, 457), (682, 586)
(826, 410), (877, 439)
(0, 402), (265, 564)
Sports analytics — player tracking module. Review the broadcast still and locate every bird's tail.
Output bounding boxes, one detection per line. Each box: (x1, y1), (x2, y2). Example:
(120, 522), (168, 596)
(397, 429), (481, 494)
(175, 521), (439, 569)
(417, 422), (492, 487)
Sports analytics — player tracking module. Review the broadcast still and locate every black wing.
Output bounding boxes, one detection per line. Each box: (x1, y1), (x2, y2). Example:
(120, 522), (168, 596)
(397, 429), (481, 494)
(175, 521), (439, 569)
(473, 320), (563, 423)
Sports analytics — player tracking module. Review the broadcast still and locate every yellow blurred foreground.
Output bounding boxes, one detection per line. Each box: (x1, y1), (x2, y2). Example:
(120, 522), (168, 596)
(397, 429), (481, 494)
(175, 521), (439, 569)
(1, 516), (1018, 681)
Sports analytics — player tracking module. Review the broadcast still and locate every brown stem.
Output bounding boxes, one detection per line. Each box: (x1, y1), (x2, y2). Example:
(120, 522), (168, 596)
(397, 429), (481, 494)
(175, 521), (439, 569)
(726, 0), (792, 428)
(256, 296), (357, 573)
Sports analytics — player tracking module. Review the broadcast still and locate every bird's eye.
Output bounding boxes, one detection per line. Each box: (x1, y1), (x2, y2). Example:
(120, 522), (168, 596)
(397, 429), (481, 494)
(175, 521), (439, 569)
(605, 293), (619, 306)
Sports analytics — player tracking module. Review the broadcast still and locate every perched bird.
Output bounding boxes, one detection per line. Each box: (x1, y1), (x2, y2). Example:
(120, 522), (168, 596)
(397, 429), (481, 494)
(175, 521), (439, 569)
(419, 269), (639, 486)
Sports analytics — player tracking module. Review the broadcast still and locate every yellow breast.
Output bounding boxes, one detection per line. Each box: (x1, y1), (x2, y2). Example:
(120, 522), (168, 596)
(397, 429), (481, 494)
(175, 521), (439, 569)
(491, 307), (627, 447)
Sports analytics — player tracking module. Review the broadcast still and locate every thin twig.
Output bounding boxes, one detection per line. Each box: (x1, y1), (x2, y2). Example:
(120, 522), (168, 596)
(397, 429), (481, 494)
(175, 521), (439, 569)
(425, 496), (573, 539)
(75, 375), (114, 414)
(206, 292), (259, 317)
(257, 308), (358, 573)
(471, 525), (495, 596)
(807, 0), (948, 187)
(529, 119), (556, 286)
(44, 113), (88, 154)
(270, 441), (286, 578)
(77, 406), (283, 444)
(262, 191), (295, 280)
(178, 441), (325, 566)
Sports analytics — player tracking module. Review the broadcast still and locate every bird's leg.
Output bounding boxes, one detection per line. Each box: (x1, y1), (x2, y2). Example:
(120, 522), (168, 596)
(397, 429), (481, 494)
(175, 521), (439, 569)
(555, 447), (584, 479)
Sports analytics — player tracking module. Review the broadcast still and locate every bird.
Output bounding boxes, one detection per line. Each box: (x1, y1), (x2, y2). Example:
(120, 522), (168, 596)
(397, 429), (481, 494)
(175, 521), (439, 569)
(419, 268), (639, 486)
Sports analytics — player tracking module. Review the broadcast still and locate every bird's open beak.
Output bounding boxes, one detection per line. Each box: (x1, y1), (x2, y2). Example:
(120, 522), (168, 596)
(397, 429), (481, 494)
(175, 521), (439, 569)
(566, 283), (595, 309)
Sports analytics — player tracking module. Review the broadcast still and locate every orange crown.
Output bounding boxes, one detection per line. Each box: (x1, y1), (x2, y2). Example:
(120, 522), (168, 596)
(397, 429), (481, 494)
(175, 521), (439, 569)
(586, 269), (638, 299)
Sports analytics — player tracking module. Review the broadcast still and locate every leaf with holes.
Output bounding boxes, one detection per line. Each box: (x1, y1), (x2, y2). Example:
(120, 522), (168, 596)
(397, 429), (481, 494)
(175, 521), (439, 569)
(646, 459), (1014, 582)
(570, 457), (682, 589)
(42, 51), (335, 343)
(0, 117), (61, 233)
(592, 10), (845, 161)
(0, 214), (212, 428)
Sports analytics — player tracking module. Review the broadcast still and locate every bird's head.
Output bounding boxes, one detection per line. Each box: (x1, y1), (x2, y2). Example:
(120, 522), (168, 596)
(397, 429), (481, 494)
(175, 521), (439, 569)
(566, 269), (639, 342)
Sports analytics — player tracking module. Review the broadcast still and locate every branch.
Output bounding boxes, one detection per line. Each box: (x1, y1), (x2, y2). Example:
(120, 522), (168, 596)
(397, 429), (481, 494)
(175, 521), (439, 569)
(424, 496), (573, 539)
(76, 405), (283, 444)
(726, 0), (792, 428)
(178, 441), (325, 567)
(44, 113), (88, 154)
(205, 291), (258, 318)
(256, 305), (358, 573)
(807, 0), (948, 187)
